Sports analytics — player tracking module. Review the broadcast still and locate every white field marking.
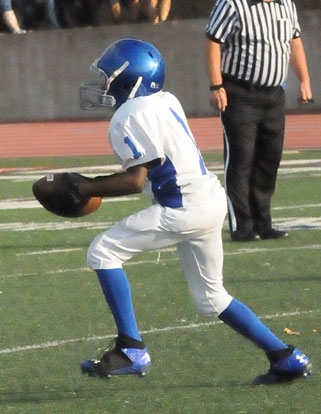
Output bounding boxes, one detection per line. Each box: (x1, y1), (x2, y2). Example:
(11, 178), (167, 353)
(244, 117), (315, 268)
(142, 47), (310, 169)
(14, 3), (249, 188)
(0, 194), (319, 214)
(26, 165), (123, 174)
(0, 268), (89, 280)
(0, 308), (319, 355)
(0, 196), (139, 210)
(15, 246), (176, 258)
(0, 165), (123, 181)
(16, 248), (83, 256)
(12, 242), (321, 260)
(272, 217), (321, 229)
(1, 159), (321, 182)
(280, 159), (321, 166)
(205, 159), (321, 169)
(1, 159), (320, 176)
(225, 244), (321, 256)
(0, 165), (123, 175)
(15, 245), (176, 258)
(277, 167), (321, 174)
(0, 221), (115, 231)
(272, 203), (321, 210)
(4, 244), (321, 280)
(1, 216), (321, 232)
(1, 258), (180, 280)
(3, 166), (321, 181)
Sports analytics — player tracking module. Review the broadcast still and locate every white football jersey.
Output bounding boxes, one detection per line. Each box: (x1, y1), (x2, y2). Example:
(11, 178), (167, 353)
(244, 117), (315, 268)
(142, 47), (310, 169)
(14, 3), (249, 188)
(108, 91), (221, 207)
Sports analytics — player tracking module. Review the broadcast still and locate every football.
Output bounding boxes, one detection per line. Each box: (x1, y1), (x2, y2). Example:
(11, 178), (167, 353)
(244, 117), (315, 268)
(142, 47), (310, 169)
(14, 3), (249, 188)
(32, 173), (102, 218)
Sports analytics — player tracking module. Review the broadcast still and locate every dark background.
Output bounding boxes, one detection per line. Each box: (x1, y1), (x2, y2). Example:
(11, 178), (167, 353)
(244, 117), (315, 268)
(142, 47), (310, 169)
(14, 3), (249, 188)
(0, 1), (320, 122)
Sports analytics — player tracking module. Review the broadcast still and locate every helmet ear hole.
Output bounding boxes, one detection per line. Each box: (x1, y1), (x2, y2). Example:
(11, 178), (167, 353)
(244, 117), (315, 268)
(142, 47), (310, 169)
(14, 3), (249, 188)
(122, 83), (132, 92)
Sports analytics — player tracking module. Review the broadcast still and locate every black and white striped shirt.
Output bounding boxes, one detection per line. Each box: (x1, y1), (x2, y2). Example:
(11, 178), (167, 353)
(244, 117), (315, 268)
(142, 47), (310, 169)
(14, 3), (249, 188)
(206, 0), (301, 86)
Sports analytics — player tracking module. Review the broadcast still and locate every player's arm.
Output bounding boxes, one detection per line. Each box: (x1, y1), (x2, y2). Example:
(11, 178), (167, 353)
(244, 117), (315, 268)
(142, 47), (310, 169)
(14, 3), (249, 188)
(290, 37), (312, 103)
(78, 159), (160, 198)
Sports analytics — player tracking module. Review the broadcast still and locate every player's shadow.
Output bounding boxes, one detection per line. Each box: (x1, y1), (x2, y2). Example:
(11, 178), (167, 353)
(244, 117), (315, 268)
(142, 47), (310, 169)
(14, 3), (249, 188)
(0, 379), (253, 406)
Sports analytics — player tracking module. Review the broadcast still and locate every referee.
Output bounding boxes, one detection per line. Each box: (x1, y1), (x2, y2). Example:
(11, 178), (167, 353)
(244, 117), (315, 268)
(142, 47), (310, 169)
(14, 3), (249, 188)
(205, 0), (312, 241)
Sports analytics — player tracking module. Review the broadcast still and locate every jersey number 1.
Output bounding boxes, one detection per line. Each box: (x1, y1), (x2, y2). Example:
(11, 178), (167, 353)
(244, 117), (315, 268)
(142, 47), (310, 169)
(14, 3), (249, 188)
(124, 136), (142, 159)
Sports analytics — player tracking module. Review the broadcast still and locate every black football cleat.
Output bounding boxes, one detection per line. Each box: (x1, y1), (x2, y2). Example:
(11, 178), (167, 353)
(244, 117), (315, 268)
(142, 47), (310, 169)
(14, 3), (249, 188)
(253, 345), (312, 385)
(80, 336), (151, 379)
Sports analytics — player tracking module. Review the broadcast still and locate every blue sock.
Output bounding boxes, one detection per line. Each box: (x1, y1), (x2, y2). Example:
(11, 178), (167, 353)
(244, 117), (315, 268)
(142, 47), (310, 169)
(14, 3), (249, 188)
(96, 269), (141, 342)
(219, 299), (287, 352)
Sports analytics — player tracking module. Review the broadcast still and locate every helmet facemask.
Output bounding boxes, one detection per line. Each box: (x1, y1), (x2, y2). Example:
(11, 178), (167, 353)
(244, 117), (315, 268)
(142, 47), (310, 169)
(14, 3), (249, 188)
(80, 60), (129, 110)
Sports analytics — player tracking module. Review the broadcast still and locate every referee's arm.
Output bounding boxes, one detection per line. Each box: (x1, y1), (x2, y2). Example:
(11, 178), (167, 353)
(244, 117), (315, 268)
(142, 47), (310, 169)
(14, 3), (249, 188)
(290, 37), (312, 103)
(205, 38), (227, 112)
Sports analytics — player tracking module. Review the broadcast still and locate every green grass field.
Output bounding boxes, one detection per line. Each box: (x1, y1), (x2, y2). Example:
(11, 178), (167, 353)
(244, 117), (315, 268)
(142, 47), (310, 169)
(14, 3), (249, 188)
(0, 150), (320, 414)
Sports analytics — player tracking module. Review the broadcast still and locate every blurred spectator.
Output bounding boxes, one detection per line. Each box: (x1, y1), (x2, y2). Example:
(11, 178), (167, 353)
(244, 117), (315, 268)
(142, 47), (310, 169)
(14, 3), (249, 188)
(44, 0), (59, 28)
(108, 0), (140, 23)
(22, 0), (60, 29)
(0, 0), (59, 33)
(108, 0), (171, 24)
(55, 0), (100, 28)
(149, 0), (171, 23)
(0, 0), (26, 33)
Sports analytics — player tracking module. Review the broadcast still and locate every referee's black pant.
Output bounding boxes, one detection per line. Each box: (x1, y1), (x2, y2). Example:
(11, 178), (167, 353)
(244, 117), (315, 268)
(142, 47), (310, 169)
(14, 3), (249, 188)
(221, 76), (285, 238)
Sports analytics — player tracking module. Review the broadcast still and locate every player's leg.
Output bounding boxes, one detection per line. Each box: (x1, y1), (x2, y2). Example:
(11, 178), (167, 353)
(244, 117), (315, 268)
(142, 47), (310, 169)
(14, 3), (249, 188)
(177, 192), (311, 383)
(82, 204), (189, 378)
(176, 213), (286, 351)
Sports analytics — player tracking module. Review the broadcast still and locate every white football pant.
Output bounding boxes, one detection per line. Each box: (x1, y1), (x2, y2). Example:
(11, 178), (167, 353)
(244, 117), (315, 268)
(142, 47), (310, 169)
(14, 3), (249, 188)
(87, 185), (233, 317)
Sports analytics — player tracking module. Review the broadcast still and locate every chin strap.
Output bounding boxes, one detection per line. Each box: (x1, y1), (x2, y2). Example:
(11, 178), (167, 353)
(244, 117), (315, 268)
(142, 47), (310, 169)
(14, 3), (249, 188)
(128, 76), (143, 100)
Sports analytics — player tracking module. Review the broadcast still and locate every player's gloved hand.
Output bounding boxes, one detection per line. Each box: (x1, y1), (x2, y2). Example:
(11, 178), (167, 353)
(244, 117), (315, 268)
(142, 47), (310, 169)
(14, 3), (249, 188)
(60, 172), (91, 205)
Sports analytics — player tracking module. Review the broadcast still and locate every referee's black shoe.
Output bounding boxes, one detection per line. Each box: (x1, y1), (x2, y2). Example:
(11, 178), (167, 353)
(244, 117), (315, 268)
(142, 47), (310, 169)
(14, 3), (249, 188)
(231, 231), (259, 242)
(257, 229), (289, 240)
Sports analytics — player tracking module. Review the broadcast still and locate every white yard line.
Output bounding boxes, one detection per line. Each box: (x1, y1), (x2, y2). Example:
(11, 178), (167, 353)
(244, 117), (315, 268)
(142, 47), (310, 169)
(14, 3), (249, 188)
(2, 166), (321, 181)
(0, 221), (115, 231)
(280, 159), (321, 165)
(3, 244), (320, 280)
(1, 216), (321, 232)
(16, 248), (83, 256)
(15, 243), (321, 259)
(272, 203), (321, 210)
(0, 309), (319, 355)
(277, 167), (321, 174)
(225, 244), (321, 255)
(0, 196), (139, 210)
(0, 165), (123, 175)
(1, 159), (321, 183)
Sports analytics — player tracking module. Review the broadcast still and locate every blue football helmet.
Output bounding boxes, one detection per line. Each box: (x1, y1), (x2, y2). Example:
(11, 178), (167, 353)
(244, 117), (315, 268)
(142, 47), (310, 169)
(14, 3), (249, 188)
(80, 38), (165, 110)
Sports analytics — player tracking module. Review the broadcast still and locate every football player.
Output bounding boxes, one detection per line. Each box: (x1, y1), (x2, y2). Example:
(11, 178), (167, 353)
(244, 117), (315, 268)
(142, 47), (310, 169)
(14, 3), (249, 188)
(77, 38), (311, 384)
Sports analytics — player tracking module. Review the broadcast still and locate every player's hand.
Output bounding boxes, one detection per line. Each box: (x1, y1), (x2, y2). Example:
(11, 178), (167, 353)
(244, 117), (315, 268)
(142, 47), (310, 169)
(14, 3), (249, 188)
(61, 172), (90, 205)
(210, 88), (228, 112)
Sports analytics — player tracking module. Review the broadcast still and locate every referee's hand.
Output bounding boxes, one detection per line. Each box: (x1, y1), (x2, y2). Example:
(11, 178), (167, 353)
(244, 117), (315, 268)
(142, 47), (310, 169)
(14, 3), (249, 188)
(210, 88), (227, 112)
(299, 81), (313, 104)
